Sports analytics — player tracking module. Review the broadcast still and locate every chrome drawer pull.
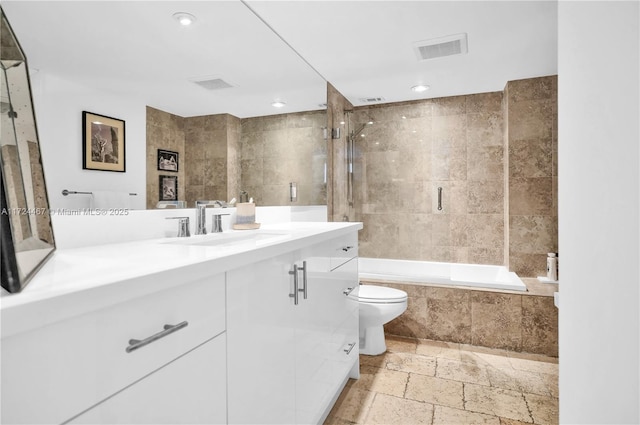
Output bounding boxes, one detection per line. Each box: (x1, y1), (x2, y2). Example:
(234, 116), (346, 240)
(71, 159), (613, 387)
(289, 264), (299, 305)
(126, 321), (189, 353)
(297, 261), (308, 300)
(341, 246), (354, 252)
(344, 342), (356, 355)
(343, 287), (355, 296)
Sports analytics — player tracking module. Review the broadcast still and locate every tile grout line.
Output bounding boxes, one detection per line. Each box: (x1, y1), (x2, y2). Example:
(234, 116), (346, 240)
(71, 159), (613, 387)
(462, 382), (467, 411)
(522, 392), (535, 424)
(403, 372), (411, 398)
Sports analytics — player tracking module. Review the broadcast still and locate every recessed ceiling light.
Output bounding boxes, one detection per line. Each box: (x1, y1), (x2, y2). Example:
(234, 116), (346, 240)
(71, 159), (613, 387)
(173, 12), (196, 26)
(272, 100), (286, 108)
(411, 85), (430, 93)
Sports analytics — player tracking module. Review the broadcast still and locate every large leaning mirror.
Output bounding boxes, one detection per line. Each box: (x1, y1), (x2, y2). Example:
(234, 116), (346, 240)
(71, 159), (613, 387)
(1, 7), (55, 293)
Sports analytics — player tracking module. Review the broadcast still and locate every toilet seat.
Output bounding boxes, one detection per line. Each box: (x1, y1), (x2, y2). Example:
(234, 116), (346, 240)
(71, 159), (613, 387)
(352, 285), (408, 304)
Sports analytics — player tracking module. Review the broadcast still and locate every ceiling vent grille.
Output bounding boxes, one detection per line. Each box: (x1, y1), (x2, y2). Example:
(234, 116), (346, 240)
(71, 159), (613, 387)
(413, 33), (468, 61)
(191, 77), (234, 90)
(358, 97), (385, 103)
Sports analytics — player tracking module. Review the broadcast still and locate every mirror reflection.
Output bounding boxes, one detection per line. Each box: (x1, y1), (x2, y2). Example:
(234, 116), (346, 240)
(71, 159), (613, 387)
(146, 108), (327, 209)
(1, 8), (55, 293)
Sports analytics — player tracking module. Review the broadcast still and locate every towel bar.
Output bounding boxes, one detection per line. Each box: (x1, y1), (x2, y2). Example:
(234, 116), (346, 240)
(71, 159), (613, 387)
(62, 190), (137, 196)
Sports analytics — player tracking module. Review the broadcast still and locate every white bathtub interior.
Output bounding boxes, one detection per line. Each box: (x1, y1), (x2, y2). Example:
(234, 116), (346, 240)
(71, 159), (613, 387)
(358, 257), (527, 292)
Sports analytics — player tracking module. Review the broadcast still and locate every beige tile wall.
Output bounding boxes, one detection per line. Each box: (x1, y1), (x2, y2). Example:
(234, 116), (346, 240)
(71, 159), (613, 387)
(145, 106), (185, 209)
(328, 76), (557, 276)
(506, 76), (558, 277)
(146, 107), (326, 208)
(349, 92), (505, 265)
(240, 110), (327, 206)
(369, 281), (558, 357)
(183, 114), (229, 206)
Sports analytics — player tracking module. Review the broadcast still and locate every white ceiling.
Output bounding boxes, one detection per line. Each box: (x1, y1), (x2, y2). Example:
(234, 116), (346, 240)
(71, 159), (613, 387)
(2, 0), (557, 118)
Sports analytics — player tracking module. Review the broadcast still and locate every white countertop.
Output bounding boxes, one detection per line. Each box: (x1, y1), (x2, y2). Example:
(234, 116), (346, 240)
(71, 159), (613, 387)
(1, 222), (362, 337)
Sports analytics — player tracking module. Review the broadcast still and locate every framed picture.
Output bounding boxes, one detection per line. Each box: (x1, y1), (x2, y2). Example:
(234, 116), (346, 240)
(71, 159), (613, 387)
(159, 175), (178, 201)
(157, 149), (179, 172)
(82, 111), (125, 172)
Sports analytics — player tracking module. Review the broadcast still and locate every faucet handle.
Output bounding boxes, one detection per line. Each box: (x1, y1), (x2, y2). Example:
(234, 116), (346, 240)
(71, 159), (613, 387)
(211, 213), (230, 233)
(166, 216), (191, 237)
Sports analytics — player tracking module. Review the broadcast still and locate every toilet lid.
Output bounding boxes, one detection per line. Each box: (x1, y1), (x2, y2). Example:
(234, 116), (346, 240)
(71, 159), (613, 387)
(354, 285), (408, 302)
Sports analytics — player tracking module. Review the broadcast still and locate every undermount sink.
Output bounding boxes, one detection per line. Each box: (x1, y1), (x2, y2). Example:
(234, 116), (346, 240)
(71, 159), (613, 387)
(162, 230), (290, 248)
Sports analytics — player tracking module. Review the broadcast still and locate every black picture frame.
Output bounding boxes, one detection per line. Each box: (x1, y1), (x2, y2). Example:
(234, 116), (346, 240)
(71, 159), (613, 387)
(159, 175), (178, 201)
(82, 111), (126, 172)
(157, 149), (179, 172)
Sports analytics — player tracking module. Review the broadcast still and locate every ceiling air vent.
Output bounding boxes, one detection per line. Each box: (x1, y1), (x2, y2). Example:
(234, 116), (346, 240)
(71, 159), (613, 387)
(358, 97), (385, 103)
(413, 33), (468, 61)
(190, 77), (235, 90)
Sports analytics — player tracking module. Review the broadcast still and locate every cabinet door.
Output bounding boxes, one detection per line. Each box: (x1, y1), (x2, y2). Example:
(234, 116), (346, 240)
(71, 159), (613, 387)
(226, 252), (297, 425)
(295, 244), (359, 425)
(330, 257), (360, 382)
(1, 273), (225, 425)
(68, 335), (226, 424)
(294, 250), (336, 425)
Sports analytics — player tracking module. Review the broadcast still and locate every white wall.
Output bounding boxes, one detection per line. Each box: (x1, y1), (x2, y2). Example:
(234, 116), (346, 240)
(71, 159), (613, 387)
(30, 72), (147, 210)
(558, 2), (639, 423)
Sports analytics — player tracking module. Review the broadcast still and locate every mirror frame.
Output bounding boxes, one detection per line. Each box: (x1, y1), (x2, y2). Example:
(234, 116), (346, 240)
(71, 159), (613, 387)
(1, 6), (55, 293)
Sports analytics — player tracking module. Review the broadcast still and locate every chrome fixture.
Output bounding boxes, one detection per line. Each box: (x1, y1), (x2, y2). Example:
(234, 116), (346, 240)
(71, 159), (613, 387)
(166, 216), (191, 237)
(288, 261), (308, 305)
(437, 187), (443, 211)
(211, 213), (230, 233)
(126, 321), (189, 353)
(289, 182), (297, 202)
(345, 113), (374, 207)
(62, 189), (137, 196)
(195, 200), (228, 235)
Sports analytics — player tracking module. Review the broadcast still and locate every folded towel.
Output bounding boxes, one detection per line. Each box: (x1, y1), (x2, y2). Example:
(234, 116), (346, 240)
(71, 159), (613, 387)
(90, 191), (131, 209)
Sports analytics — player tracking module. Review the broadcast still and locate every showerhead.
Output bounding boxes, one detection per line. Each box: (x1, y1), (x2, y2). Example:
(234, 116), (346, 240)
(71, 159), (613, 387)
(349, 119), (374, 141)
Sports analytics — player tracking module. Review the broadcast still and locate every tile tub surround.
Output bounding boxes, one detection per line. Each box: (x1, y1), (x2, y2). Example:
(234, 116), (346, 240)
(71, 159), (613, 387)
(361, 278), (558, 357)
(325, 335), (558, 425)
(327, 76), (557, 278)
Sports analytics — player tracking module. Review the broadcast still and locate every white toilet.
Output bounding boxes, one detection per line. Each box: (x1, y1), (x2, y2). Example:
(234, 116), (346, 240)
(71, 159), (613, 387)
(350, 285), (408, 355)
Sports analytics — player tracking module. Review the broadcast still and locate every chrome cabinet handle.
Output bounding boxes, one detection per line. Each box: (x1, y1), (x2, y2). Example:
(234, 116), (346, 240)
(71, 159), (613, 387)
(437, 187), (443, 211)
(343, 287), (355, 296)
(341, 246), (354, 252)
(126, 321), (189, 353)
(297, 261), (308, 300)
(344, 342), (356, 355)
(289, 264), (299, 305)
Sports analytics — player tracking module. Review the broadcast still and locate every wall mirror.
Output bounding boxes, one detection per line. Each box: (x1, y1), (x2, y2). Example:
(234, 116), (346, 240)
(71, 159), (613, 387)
(0, 7), (55, 293)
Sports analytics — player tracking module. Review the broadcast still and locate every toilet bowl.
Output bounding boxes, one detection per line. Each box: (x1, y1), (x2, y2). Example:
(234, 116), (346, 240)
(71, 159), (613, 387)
(350, 285), (408, 355)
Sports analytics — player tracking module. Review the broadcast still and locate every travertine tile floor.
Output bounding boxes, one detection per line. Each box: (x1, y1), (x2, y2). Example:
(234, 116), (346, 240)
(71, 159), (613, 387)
(325, 335), (558, 425)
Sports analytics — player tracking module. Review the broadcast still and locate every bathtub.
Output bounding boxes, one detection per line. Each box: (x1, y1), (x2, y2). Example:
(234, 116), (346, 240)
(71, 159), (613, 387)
(358, 257), (527, 292)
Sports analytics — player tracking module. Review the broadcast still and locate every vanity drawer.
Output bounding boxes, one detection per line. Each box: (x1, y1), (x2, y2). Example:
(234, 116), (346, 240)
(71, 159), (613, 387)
(1, 273), (226, 425)
(329, 232), (359, 271)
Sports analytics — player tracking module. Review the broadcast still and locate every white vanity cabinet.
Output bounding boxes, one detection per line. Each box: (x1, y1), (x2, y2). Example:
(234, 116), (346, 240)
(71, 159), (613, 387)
(67, 335), (227, 424)
(1, 272), (227, 425)
(227, 232), (359, 425)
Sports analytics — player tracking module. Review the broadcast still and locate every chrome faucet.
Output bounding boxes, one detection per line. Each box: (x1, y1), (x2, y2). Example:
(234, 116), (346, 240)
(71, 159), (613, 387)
(195, 200), (228, 235)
